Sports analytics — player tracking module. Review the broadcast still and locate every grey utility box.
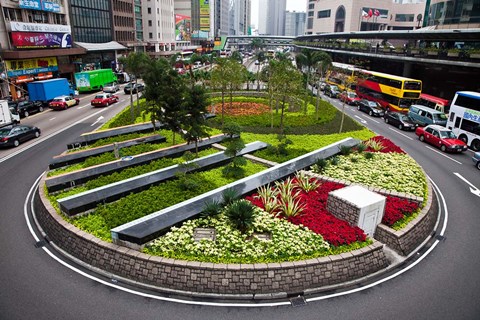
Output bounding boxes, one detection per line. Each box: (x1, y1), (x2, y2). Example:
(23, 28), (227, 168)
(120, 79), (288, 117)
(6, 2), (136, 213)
(327, 185), (386, 237)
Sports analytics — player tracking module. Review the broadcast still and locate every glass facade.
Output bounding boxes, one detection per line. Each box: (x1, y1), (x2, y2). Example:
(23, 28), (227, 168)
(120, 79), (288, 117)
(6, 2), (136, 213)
(429, 0), (480, 26)
(70, 0), (112, 43)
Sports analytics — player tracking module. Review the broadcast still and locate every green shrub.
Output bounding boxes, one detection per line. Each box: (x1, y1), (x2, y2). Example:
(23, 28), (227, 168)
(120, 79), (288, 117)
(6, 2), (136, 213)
(200, 199), (222, 219)
(225, 199), (256, 233)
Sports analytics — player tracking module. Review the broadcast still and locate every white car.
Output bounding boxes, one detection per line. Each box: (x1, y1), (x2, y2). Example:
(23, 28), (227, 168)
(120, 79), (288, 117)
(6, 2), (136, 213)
(103, 82), (120, 93)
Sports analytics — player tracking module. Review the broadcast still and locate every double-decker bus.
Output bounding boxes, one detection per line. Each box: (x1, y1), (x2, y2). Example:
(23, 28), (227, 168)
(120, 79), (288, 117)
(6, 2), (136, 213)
(418, 93), (451, 114)
(446, 91), (480, 151)
(356, 70), (422, 112)
(325, 62), (364, 92)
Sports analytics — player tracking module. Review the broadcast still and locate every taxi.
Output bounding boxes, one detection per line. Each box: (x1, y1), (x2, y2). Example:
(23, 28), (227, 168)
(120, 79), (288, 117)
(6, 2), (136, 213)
(90, 93), (119, 107)
(49, 95), (80, 110)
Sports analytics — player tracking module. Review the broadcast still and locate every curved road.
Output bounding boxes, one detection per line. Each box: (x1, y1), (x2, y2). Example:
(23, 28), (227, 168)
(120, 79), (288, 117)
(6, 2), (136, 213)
(1, 92), (479, 319)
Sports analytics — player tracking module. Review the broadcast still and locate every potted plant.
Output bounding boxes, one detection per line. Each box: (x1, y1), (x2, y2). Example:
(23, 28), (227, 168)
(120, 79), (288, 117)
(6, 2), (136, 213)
(468, 49), (480, 59)
(447, 48), (461, 57)
(426, 47), (439, 56)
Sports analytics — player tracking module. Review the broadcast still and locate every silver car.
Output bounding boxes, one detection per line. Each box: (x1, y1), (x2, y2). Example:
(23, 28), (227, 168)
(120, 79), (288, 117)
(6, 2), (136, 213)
(103, 82), (120, 93)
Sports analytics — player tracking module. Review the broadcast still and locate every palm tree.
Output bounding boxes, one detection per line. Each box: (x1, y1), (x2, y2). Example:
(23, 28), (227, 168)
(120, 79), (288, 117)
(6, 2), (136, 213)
(255, 51), (266, 91)
(313, 52), (332, 120)
(295, 49), (327, 114)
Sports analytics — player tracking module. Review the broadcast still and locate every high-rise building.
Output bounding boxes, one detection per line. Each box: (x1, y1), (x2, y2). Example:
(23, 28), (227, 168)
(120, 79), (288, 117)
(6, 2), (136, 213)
(214, 0), (230, 36)
(258, 0), (286, 35)
(142, 0), (176, 55)
(230, 0), (251, 35)
(285, 11), (306, 36)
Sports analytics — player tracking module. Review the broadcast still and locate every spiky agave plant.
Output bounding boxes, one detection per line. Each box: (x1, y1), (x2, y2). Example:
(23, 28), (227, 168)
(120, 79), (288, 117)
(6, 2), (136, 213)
(225, 199), (256, 234)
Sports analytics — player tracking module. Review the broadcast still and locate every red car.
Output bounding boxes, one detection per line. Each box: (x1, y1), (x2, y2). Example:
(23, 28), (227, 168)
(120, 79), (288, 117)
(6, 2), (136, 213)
(339, 91), (360, 105)
(90, 93), (119, 107)
(49, 95), (80, 110)
(415, 124), (467, 153)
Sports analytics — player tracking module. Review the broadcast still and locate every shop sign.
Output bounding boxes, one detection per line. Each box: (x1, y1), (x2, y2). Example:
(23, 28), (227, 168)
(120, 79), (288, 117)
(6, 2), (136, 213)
(6, 57), (58, 77)
(19, 0), (61, 13)
(11, 32), (72, 49)
(10, 21), (71, 34)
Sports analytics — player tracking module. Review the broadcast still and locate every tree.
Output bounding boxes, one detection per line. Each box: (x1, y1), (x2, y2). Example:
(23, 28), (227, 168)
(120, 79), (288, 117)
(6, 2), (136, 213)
(250, 38), (264, 53)
(269, 59), (304, 134)
(181, 84), (211, 156)
(312, 52), (332, 120)
(245, 71), (256, 91)
(221, 122), (247, 179)
(255, 51), (266, 91)
(118, 52), (150, 122)
(143, 57), (187, 144)
(295, 49), (323, 114)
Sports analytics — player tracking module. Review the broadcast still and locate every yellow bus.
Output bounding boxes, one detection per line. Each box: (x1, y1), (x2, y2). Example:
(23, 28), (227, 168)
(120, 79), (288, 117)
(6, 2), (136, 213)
(325, 62), (364, 92)
(356, 70), (422, 112)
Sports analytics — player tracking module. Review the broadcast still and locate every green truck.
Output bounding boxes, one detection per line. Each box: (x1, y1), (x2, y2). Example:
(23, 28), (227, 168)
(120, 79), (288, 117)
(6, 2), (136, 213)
(74, 69), (117, 93)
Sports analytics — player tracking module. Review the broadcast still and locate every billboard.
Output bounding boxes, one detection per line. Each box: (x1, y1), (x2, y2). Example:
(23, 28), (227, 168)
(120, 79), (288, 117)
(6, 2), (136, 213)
(19, 0), (61, 12)
(10, 21), (71, 34)
(175, 14), (191, 41)
(5, 57), (58, 77)
(11, 32), (72, 49)
(199, 0), (210, 32)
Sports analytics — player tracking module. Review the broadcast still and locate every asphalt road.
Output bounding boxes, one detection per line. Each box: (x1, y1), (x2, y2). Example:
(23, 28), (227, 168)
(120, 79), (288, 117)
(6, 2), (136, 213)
(0, 90), (479, 319)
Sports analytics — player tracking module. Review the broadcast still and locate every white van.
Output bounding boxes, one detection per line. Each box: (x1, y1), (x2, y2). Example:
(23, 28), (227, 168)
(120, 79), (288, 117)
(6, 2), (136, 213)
(408, 104), (447, 127)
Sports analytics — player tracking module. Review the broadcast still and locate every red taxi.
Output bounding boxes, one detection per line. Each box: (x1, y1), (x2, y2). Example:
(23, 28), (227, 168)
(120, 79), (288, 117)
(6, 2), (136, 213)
(90, 93), (119, 107)
(415, 124), (468, 153)
(49, 95), (80, 110)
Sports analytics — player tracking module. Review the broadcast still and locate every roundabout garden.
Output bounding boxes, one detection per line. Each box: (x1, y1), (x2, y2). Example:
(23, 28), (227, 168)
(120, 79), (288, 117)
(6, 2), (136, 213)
(35, 93), (436, 297)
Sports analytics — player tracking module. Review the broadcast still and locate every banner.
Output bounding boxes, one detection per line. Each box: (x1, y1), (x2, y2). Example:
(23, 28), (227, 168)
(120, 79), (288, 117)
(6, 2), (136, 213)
(19, 0), (61, 12)
(175, 14), (191, 41)
(11, 32), (72, 49)
(199, 0), (210, 32)
(10, 21), (71, 34)
(6, 57), (58, 77)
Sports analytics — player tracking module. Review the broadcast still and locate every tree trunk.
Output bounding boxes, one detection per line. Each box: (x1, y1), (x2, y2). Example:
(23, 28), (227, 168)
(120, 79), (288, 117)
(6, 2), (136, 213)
(280, 95), (286, 134)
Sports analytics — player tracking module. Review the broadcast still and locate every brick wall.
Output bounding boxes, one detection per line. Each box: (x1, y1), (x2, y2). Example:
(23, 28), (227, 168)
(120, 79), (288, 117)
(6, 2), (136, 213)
(35, 174), (388, 297)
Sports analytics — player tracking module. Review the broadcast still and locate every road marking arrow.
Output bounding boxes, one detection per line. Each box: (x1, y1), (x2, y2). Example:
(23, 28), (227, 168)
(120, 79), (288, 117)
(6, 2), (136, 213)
(91, 116), (105, 127)
(454, 172), (480, 198)
(354, 115), (367, 124)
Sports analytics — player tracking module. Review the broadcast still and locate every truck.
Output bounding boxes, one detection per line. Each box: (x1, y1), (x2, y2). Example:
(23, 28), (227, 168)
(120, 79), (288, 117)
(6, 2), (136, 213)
(74, 69), (117, 93)
(0, 100), (21, 128)
(27, 78), (76, 106)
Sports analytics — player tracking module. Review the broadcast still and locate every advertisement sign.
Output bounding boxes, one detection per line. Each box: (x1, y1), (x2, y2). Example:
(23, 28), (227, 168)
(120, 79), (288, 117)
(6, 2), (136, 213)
(6, 57), (58, 77)
(175, 14), (191, 41)
(199, 0), (210, 32)
(74, 73), (90, 88)
(11, 32), (72, 49)
(10, 21), (71, 34)
(464, 110), (480, 124)
(19, 0), (61, 13)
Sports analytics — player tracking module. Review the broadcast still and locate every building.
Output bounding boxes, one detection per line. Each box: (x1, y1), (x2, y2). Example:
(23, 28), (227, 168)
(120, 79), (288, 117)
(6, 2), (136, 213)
(258, 0), (286, 35)
(285, 11), (306, 36)
(229, 0), (251, 36)
(0, 0), (85, 99)
(142, 0), (176, 56)
(427, 0), (480, 29)
(305, 0), (427, 34)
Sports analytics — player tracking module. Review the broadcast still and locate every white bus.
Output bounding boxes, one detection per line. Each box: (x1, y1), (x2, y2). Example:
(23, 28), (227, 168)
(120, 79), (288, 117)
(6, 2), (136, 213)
(446, 91), (480, 151)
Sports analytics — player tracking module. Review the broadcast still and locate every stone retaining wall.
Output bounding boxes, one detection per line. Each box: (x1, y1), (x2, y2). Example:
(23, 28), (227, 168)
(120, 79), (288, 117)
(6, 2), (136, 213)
(35, 174), (388, 297)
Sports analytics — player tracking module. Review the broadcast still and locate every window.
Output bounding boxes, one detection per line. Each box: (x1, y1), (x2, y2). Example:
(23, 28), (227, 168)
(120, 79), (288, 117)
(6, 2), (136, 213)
(3, 8), (22, 21)
(317, 10), (331, 19)
(308, 4), (314, 10)
(149, 32), (153, 39)
(395, 14), (414, 22)
(148, 7), (151, 14)
(148, 20), (152, 26)
(307, 17), (313, 29)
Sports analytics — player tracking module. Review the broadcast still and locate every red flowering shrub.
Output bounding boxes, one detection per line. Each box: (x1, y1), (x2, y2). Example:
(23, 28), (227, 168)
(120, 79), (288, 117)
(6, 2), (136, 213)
(382, 196), (419, 226)
(364, 136), (406, 154)
(246, 179), (421, 246)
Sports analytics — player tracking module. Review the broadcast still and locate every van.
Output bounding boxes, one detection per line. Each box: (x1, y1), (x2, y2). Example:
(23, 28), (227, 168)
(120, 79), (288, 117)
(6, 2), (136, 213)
(408, 104), (448, 127)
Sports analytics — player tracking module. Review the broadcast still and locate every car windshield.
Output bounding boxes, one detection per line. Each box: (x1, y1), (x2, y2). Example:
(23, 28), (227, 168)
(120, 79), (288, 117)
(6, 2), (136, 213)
(95, 95), (105, 99)
(53, 98), (63, 102)
(0, 128), (12, 137)
(439, 130), (457, 139)
(347, 92), (357, 98)
(105, 83), (114, 87)
(367, 101), (379, 107)
(433, 113), (448, 121)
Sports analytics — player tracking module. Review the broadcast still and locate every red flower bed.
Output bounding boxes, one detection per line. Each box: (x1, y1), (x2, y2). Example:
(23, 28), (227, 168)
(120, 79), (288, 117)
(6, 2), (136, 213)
(246, 180), (419, 246)
(364, 136), (406, 154)
(208, 102), (270, 116)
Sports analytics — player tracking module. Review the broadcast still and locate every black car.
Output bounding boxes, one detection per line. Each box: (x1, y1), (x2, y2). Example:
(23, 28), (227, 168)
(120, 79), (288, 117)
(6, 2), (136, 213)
(324, 84), (340, 98)
(383, 112), (418, 131)
(16, 100), (45, 118)
(357, 99), (385, 117)
(0, 124), (41, 148)
(124, 83), (145, 94)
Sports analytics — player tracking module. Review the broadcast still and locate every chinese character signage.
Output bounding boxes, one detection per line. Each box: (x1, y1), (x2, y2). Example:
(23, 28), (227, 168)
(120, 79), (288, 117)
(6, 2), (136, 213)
(11, 22), (71, 34)
(11, 32), (72, 49)
(175, 14), (191, 41)
(5, 57), (58, 77)
(19, 0), (61, 13)
(199, 0), (210, 32)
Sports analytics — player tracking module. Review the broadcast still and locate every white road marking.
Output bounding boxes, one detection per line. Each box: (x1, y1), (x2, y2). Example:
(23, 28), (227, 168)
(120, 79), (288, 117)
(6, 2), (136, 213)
(369, 117), (380, 124)
(49, 117), (56, 121)
(425, 145), (463, 164)
(453, 172), (480, 197)
(354, 115), (367, 124)
(388, 127), (414, 140)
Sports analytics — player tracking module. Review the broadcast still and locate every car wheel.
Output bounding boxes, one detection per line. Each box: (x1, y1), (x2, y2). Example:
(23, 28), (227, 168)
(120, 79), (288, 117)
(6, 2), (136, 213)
(357, 106), (361, 111)
(35, 131), (40, 138)
(419, 135), (425, 142)
(368, 110), (373, 116)
(13, 140), (20, 147)
(458, 134), (468, 144)
(398, 124), (403, 130)
(39, 106), (44, 112)
(472, 139), (480, 151)
(476, 161), (480, 170)
(384, 118), (389, 123)
(24, 111), (29, 117)
(440, 145), (447, 152)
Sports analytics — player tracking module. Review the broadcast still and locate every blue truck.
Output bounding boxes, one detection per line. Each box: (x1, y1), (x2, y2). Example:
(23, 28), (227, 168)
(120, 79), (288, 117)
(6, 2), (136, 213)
(27, 78), (76, 106)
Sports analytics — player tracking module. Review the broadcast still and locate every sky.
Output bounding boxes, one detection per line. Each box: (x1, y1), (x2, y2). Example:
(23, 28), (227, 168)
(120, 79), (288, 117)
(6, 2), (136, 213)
(250, 0), (307, 28)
